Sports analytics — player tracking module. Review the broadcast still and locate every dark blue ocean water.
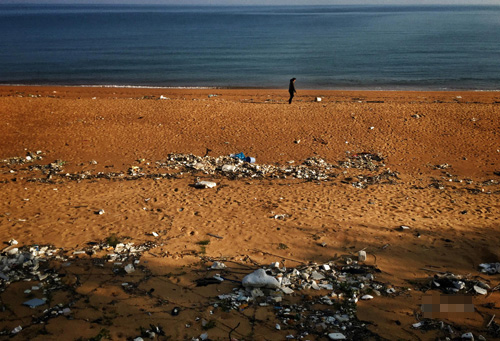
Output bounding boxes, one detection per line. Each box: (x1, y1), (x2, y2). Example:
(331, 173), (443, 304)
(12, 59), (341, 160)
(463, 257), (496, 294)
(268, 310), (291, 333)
(1, 4), (499, 90)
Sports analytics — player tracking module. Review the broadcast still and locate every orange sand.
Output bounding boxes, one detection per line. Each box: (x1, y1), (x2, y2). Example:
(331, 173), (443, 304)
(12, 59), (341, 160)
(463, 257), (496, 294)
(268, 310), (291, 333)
(0, 86), (499, 340)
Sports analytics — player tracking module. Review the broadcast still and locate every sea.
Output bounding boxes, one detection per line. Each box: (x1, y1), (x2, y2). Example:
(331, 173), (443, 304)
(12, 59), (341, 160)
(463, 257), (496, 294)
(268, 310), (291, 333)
(1, 4), (499, 90)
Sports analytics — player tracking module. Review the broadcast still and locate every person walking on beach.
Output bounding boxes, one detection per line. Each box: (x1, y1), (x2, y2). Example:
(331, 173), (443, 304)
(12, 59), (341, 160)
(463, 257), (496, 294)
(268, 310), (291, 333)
(288, 78), (296, 104)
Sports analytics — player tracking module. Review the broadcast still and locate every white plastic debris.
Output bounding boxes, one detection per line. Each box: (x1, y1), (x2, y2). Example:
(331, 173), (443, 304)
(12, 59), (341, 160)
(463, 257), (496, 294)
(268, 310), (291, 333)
(328, 333), (346, 340)
(358, 250), (367, 262)
(322, 264), (331, 271)
(473, 285), (487, 295)
(97, 209), (105, 215)
(221, 164), (236, 172)
(386, 288), (396, 294)
(311, 271), (325, 281)
(11, 326), (22, 334)
(400, 225), (411, 230)
(311, 280), (320, 290)
(413, 322), (423, 328)
(151, 232), (159, 237)
(462, 332), (474, 340)
(275, 323), (281, 330)
(195, 181), (217, 189)
(315, 97), (322, 102)
(9, 239), (18, 245)
(7, 248), (19, 255)
(210, 261), (226, 270)
(242, 269), (280, 289)
(200, 332), (209, 340)
(124, 264), (135, 274)
(361, 295), (374, 300)
(213, 274), (224, 282)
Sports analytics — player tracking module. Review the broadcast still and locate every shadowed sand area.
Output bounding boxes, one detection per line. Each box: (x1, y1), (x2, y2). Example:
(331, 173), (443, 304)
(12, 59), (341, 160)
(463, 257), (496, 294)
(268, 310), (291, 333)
(0, 86), (499, 340)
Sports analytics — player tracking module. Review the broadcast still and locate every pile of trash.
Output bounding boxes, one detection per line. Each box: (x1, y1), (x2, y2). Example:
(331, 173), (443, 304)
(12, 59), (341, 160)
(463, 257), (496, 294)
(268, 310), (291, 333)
(348, 170), (400, 189)
(2, 151), (399, 188)
(479, 263), (500, 275)
(159, 153), (338, 180)
(2, 151), (44, 165)
(0, 241), (63, 292)
(0, 238), (156, 337)
(339, 153), (386, 171)
(0, 242), (73, 336)
(425, 273), (491, 295)
(210, 257), (391, 340)
(73, 239), (156, 274)
(28, 160), (65, 176)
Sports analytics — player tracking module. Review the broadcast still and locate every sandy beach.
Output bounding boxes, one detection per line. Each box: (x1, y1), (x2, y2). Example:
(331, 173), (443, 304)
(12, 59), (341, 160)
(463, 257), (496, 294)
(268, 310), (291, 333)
(0, 85), (499, 340)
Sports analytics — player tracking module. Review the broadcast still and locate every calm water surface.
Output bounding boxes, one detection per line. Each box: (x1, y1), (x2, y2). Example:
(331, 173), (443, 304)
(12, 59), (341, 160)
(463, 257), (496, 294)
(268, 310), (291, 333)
(0, 4), (499, 89)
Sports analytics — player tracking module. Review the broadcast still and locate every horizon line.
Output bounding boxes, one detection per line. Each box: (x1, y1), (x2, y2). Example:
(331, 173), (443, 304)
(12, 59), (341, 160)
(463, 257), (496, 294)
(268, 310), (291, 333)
(2, 2), (500, 6)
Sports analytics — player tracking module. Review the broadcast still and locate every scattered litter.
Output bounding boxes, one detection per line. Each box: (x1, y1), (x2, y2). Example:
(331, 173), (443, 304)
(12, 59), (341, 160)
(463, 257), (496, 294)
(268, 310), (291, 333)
(194, 181), (217, 189)
(230, 152), (255, 164)
(417, 272), (491, 295)
(434, 163), (451, 169)
(242, 269), (280, 289)
(207, 233), (223, 239)
(3, 152), (401, 187)
(221, 164), (236, 172)
(210, 261), (227, 270)
(339, 152), (386, 171)
(473, 285), (487, 295)
(328, 332), (346, 340)
(215, 258), (386, 340)
(124, 264), (135, 274)
(479, 262), (500, 274)
(412, 321), (424, 328)
(23, 298), (46, 308)
(358, 250), (367, 262)
(11, 326), (22, 334)
(7, 248), (19, 255)
(272, 214), (290, 220)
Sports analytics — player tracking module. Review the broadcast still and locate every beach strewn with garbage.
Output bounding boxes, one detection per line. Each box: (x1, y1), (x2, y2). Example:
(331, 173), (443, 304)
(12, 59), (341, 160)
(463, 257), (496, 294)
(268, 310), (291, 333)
(0, 86), (499, 340)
